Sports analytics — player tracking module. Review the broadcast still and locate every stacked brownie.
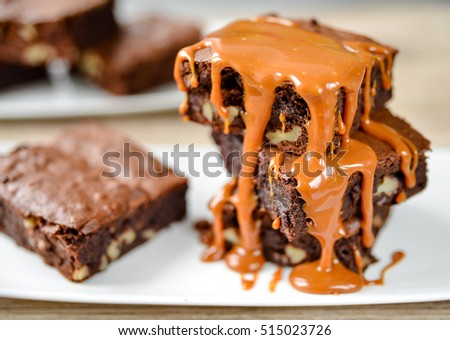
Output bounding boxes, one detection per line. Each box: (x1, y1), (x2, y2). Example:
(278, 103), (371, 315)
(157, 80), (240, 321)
(0, 0), (117, 88)
(0, 0), (201, 93)
(211, 109), (429, 270)
(175, 16), (430, 291)
(0, 123), (187, 281)
(79, 16), (201, 94)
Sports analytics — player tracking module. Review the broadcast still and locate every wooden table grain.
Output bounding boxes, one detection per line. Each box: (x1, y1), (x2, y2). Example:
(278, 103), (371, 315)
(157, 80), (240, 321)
(0, 4), (449, 319)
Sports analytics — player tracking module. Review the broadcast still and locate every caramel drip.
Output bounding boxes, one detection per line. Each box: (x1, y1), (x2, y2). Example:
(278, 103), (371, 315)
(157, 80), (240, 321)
(272, 217), (281, 230)
(175, 17), (368, 284)
(344, 41), (418, 188)
(241, 273), (258, 290)
(268, 151), (284, 205)
(179, 96), (189, 115)
(202, 177), (237, 261)
(337, 113), (346, 136)
(270, 152), (284, 181)
(279, 113), (286, 139)
(365, 251), (405, 286)
(175, 16), (406, 294)
(269, 267), (283, 293)
(289, 139), (377, 294)
(395, 190), (406, 203)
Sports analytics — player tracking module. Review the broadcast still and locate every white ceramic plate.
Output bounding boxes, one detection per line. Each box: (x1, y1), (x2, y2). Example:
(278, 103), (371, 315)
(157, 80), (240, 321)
(0, 144), (449, 306)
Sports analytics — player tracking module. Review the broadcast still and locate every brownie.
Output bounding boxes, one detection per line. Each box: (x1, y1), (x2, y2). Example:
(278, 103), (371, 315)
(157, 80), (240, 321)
(0, 122), (187, 282)
(213, 109), (429, 243)
(197, 202), (391, 272)
(79, 16), (201, 94)
(198, 109), (429, 273)
(0, 61), (47, 89)
(177, 19), (397, 155)
(0, 0), (117, 65)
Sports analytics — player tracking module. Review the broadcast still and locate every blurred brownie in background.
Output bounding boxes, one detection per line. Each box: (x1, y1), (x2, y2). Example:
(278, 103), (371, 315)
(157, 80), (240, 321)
(79, 16), (201, 94)
(0, 61), (47, 89)
(0, 0), (117, 66)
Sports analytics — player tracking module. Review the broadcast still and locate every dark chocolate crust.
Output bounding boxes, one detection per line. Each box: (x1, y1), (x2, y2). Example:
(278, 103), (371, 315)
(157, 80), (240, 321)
(0, 123), (187, 281)
(212, 109), (429, 243)
(79, 16), (201, 94)
(178, 19), (397, 155)
(0, 61), (47, 89)
(0, 0), (118, 65)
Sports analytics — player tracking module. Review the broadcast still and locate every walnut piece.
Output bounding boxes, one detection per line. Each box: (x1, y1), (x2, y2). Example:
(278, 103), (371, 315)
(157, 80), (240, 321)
(73, 265), (90, 281)
(265, 126), (302, 144)
(284, 244), (307, 264)
(22, 43), (56, 66)
(223, 227), (239, 245)
(375, 176), (400, 196)
(80, 52), (103, 79)
(18, 25), (38, 42)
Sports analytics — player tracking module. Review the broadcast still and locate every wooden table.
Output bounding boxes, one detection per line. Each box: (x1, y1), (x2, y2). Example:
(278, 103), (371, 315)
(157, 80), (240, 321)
(1, 4), (449, 319)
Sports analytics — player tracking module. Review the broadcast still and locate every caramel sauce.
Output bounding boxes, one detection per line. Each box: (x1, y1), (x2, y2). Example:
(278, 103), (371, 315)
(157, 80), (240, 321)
(241, 272), (258, 290)
(365, 251), (405, 286)
(268, 151), (284, 205)
(395, 190), (407, 203)
(269, 267), (283, 293)
(175, 16), (415, 294)
(279, 113), (287, 139)
(337, 113), (346, 135)
(290, 138), (377, 293)
(179, 96), (189, 115)
(272, 217), (281, 230)
(344, 41), (418, 188)
(290, 259), (364, 294)
(202, 177), (237, 262)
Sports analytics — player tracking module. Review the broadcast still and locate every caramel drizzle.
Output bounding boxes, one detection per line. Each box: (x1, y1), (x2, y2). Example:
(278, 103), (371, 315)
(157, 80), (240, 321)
(272, 217), (281, 230)
(242, 272), (258, 290)
(201, 177), (237, 261)
(175, 16), (415, 294)
(350, 247), (404, 288)
(395, 190), (406, 203)
(344, 41), (418, 188)
(279, 113), (287, 139)
(268, 151), (284, 205)
(289, 138), (378, 294)
(365, 251), (405, 286)
(269, 267), (283, 293)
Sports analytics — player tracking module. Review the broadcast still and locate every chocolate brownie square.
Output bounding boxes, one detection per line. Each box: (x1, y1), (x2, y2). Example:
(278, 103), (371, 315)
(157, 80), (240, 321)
(79, 16), (201, 94)
(176, 19), (397, 155)
(0, 122), (187, 282)
(0, 0), (117, 65)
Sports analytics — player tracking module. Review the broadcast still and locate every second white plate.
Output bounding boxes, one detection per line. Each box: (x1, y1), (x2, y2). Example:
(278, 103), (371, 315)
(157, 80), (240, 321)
(0, 76), (182, 120)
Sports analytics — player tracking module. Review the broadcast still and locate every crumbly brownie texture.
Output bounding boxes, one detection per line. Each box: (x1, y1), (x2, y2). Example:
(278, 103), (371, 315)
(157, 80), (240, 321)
(178, 19), (397, 155)
(0, 123), (187, 282)
(197, 204), (391, 272)
(0, 61), (47, 89)
(213, 109), (430, 242)
(79, 16), (201, 94)
(0, 0), (117, 65)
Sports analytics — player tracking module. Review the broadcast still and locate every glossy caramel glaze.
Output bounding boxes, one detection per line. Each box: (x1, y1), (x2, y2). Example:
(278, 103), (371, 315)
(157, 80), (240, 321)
(175, 16), (416, 294)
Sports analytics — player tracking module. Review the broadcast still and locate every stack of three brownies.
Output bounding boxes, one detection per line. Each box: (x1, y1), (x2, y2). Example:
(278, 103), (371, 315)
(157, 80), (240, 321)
(175, 16), (430, 294)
